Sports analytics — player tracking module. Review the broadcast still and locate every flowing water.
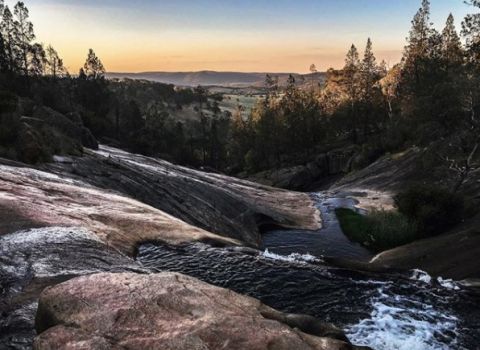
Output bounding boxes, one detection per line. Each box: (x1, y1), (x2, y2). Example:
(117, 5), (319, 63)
(261, 193), (373, 261)
(137, 193), (480, 350)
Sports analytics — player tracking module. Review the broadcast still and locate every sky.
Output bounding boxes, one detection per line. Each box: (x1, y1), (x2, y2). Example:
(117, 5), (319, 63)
(4, 0), (473, 73)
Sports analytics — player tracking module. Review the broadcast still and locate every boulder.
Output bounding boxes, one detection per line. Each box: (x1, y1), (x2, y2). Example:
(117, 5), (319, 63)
(32, 106), (98, 150)
(17, 123), (50, 164)
(34, 272), (368, 350)
(33, 106), (83, 142)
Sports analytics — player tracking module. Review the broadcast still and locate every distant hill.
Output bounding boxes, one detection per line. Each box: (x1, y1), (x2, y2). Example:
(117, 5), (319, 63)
(107, 71), (326, 88)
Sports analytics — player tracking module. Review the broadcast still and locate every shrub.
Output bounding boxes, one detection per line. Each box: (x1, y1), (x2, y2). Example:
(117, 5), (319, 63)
(394, 184), (465, 236)
(0, 90), (18, 113)
(336, 208), (418, 251)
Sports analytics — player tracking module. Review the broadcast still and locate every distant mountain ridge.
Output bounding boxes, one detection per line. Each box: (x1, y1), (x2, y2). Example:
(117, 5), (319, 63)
(107, 71), (326, 88)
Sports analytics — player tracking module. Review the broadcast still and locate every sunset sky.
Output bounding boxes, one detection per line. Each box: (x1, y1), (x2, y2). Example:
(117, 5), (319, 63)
(6, 0), (472, 73)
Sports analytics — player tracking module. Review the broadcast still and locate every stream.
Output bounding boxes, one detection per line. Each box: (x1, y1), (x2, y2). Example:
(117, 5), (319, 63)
(138, 193), (480, 350)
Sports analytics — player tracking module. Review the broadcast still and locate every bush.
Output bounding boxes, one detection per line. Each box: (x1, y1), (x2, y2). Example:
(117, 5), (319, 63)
(0, 90), (18, 113)
(394, 184), (465, 236)
(336, 208), (418, 251)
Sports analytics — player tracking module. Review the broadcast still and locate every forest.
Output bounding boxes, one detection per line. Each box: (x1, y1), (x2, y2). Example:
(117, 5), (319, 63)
(0, 0), (479, 194)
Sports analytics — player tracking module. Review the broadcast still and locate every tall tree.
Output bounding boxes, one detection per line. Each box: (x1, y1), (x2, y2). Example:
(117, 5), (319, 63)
(28, 42), (46, 75)
(0, 32), (6, 73)
(441, 14), (463, 65)
(359, 38), (381, 139)
(343, 44), (361, 143)
(0, 1), (6, 73)
(462, 0), (480, 61)
(405, 0), (432, 61)
(46, 45), (65, 78)
(1, 6), (17, 73)
(360, 38), (378, 103)
(398, 0), (449, 132)
(83, 49), (105, 79)
(13, 2), (35, 76)
(265, 74), (279, 101)
(402, 0), (434, 90)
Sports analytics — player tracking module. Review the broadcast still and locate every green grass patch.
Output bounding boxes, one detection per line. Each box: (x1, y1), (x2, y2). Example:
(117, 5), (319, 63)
(335, 208), (418, 252)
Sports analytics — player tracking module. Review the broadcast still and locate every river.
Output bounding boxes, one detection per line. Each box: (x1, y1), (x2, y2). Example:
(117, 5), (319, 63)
(138, 193), (480, 350)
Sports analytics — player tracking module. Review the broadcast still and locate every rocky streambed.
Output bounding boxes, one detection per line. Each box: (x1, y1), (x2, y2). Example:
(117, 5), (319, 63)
(0, 147), (479, 350)
(0, 148), (360, 350)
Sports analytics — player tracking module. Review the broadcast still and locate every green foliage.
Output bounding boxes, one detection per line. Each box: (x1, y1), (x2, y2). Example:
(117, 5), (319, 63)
(336, 208), (418, 251)
(394, 184), (465, 236)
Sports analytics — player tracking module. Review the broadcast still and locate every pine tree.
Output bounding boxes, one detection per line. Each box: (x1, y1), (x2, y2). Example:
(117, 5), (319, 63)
(285, 74), (296, 99)
(402, 0), (436, 92)
(405, 0), (432, 61)
(462, 0), (480, 61)
(0, 0), (6, 72)
(13, 2), (35, 76)
(28, 43), (46, 75)
(343, 44), (361, 143)
(1, 6), (17, 73)
(361, 38), (378, 103)
(344, 44), (360, 101)
(0, 32), (6, 73)
(83, 49), (105, 79)
(441, 14), (463, 65)
(359, 38), (381, 140)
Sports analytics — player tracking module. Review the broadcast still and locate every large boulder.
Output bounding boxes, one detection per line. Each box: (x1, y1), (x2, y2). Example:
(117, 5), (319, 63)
(33, 106), (82, 142)
(34, 272), (368, 350)
(32, 106), (98, 150)
(16, 122), (51, 164)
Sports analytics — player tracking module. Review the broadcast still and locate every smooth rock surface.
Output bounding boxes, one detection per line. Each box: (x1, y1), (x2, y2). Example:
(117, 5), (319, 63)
(0, 227), (146, 349)
(330, 148), (480, 279)
(40, 145), (321, 247)
(34, 272), (368, 350)
(0, 164), (240, 255)
(369, 220), (480, 280)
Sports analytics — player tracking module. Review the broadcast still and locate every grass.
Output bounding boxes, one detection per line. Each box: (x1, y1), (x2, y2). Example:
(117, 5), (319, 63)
(335, 208), (418, 252)
(218, 94), (260, 115)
